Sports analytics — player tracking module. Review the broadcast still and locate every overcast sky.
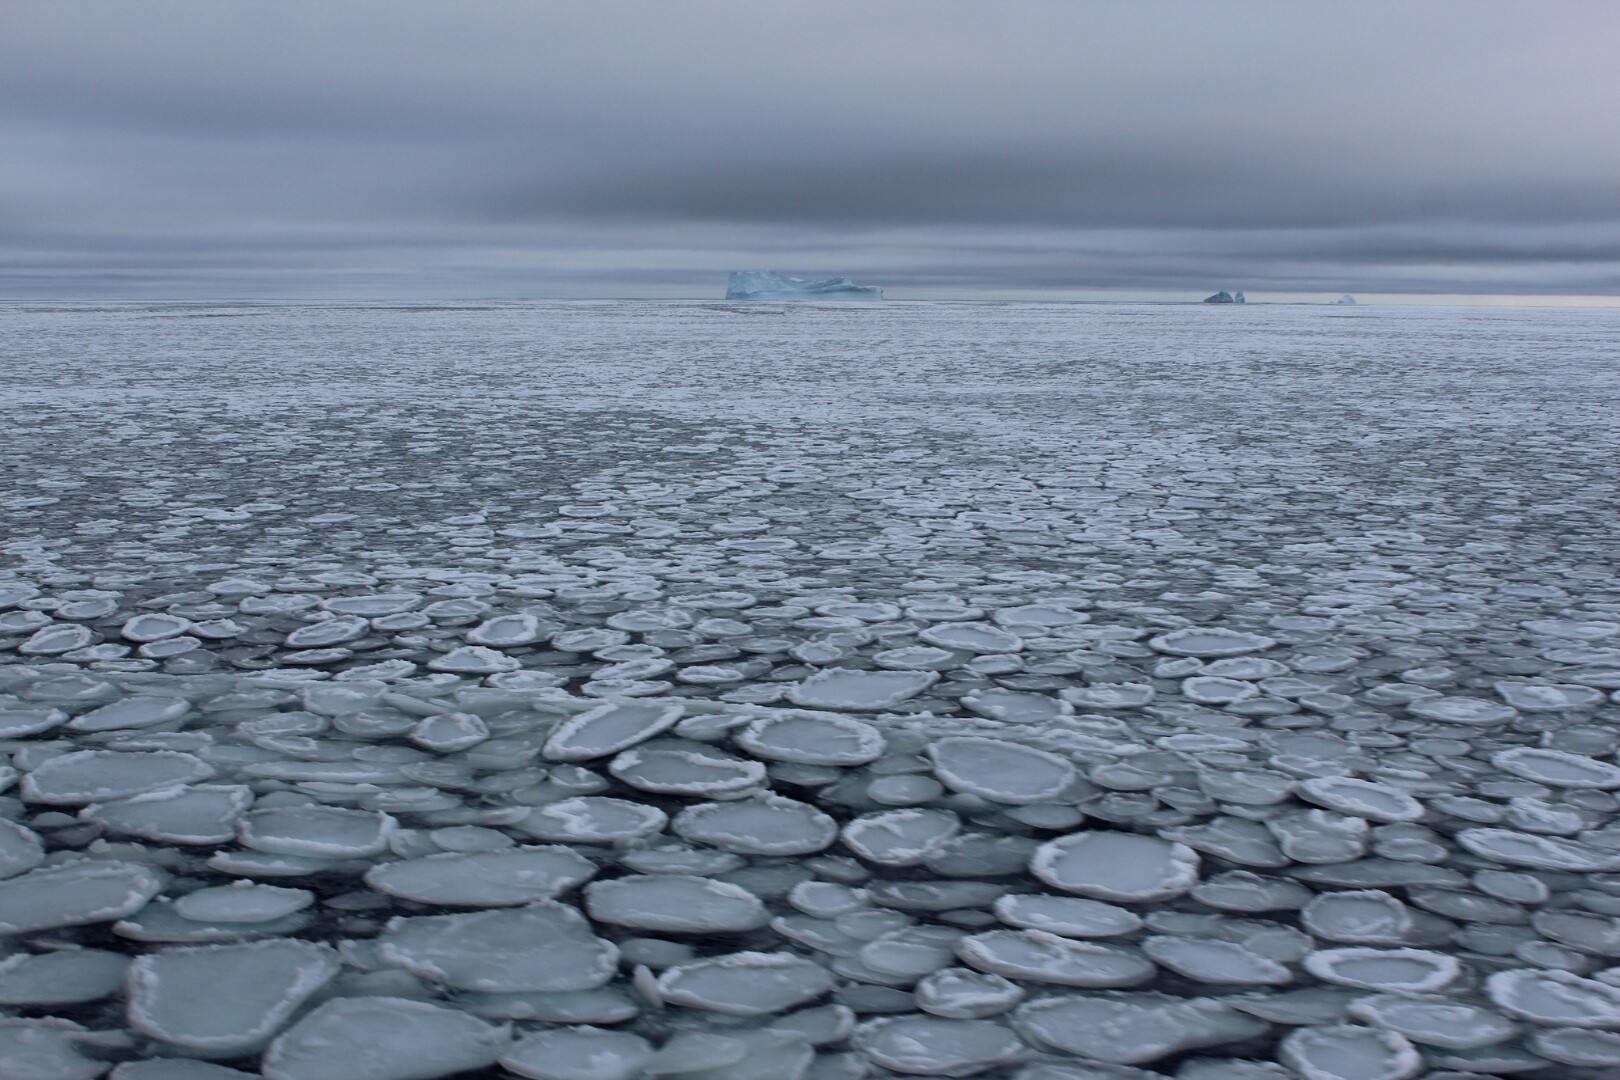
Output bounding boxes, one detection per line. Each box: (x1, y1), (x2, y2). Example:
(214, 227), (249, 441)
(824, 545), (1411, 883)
(4, 1), (1618, 299)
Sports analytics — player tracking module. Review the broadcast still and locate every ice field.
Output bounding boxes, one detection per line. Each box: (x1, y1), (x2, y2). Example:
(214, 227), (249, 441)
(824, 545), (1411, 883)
(1, 298), (1619, 1079)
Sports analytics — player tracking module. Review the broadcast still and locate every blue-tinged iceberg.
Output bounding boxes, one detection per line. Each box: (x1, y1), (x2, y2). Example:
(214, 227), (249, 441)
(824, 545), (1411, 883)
(726, 271), (882, 301)
(1203, 290), (1246, 304)
(1336, 294), (1357, 305)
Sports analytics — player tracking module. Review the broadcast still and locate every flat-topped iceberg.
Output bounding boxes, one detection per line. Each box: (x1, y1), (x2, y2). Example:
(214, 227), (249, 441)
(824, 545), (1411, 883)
(726, 271), (882, 301)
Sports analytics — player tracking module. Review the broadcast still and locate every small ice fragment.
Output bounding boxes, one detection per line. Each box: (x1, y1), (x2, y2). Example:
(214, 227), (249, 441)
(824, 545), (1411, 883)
(0, 860), (163, 933)
(1495, 681), (1605, 711)
(283, 616), (369, 648)
(786, 668), (937, 710)
(84, 784), (253, 845)
(1457, 828), (1620, 871)
(19, 623), (95, 655)
(993, 894), (1142, 938)
(122, 613), (193, 642)
(1190, 871), (1311, 913)
(0, 707), (67, 738)
(263, 996), (509, 1080)
(585, 874), (769, 933)
(377, 903), (617, 992)
(1492, 747), (1620, 789)
(409, 711), (489, 753)
(467, 613), (551, 647)
(1143, 936), (1292, 985)
(1267, 810), (1368, 863)
(734, 711), (885, 766)
(915, 967), (1026, 1019)
(964, 689), (1071, 723)
(1014, 993), (1267, 1064)
(927, 737), (1076, 804)
(1297, 776), (1424, 823)
(1062, 683), (1155, 709)
(852, 1015), (1026, 1077)
(0, 950), (128, 1005)
(1530, 1027), (1620, 1066)
(645, 1032), (747, 1075)
(543, 700), (684, 761)
(0, 1019), (109, 1080)
(1406, 696), (1517, 726)
(1303, 947), (1459, 993)
(238, 805), (393, 858)
(518, 796), (668, 844)
(427, 645), (520, 674)
(609, 740), (766, 795)
(920, 622), (1025, 653)
(174, 882), (313, 923)
(127, 940), (340, 1054)
(112, 1061), (258, 1079)
(1182, 677), (1259, 705)
(958, 929), (1155, 987)
(1346, 994), (1519, 1050)
(68, 695), (189, 732)
(320, 593), (421, 616)
(365, 846), (596, 906)
(1149, 627), (1276, 658)
(674, 794), (838, 855)
(842, 808), (962, 866)
(501, 1027), (652, 1080)
(0, 819), (45, 879)
(657, 951), (834, 1015)
(1031, 831), (1200, 901)
(23, 749), (214, 804)
(1487, 967), (1620, 1026)
(1300, 890), (1413, 944)
(1278, 1025), (1422, 1080)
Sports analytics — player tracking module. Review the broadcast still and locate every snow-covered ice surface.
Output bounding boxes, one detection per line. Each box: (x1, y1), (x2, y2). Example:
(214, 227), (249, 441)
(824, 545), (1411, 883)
(1, 298), (1619, 1076)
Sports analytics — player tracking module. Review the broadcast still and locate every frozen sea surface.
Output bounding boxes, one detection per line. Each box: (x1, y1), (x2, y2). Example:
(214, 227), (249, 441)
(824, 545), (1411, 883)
(1, 299), (1619, 1078)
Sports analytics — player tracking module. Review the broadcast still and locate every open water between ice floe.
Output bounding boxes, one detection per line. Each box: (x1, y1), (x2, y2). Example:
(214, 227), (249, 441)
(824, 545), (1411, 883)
(1, 299), (1620, 1078)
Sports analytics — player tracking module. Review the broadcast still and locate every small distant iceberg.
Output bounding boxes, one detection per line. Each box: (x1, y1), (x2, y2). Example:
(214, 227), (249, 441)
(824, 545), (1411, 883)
(1203, 290), (1245, 304)
(726, 271), (882, 301)
(1336, 294), (1357, 305)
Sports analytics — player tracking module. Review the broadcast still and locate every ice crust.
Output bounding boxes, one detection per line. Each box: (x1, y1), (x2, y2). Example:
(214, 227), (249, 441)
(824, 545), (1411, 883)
(3, 300), (1620, 1076)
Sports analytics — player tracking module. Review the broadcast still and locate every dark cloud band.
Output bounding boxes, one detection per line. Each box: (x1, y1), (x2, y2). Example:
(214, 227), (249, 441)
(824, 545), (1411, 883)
(3, 0), (1616, 296)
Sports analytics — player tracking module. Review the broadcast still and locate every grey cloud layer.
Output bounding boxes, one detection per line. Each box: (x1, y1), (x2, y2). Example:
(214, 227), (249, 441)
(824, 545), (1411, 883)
(4, 1), (1618, 297)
